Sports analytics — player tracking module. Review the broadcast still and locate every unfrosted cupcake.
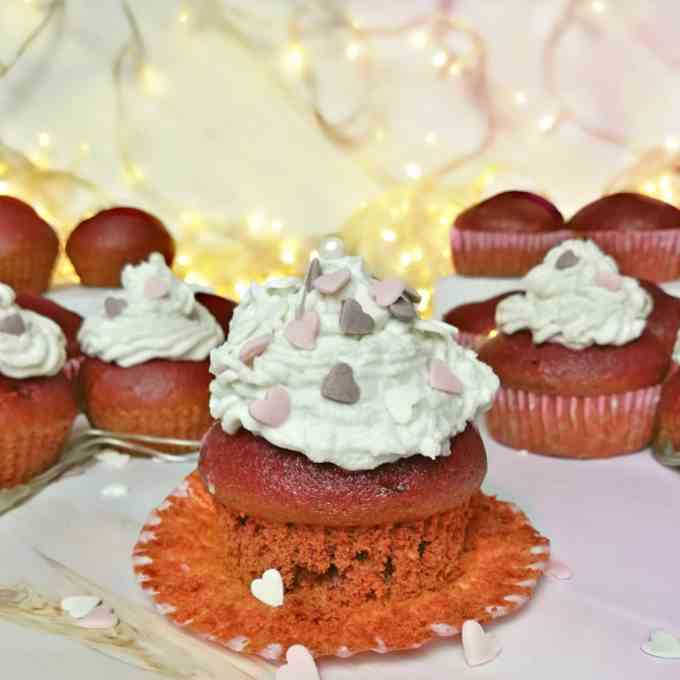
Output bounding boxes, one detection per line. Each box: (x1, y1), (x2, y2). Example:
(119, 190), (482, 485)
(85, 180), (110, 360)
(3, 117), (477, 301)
(568, 192), (680, 282)
(78, 253), (224, 442)
(0, 283), (77, 487)
(133, 243), (551, 660)
(479, 239), (669, 458)
(451, 191), (570, 277)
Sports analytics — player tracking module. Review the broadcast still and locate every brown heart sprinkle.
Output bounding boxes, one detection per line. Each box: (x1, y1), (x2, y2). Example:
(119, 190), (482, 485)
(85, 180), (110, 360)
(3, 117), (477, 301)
(304, 258), (322, 292)
(0, 314), (26, 335)
(339, 298), (374, 335)
(389, 298), (418, 321)
(104, 297), (128, 319)
(321, 362), (360, 404)
(404, 285), (422, 303)
(555, 250), (579, 270)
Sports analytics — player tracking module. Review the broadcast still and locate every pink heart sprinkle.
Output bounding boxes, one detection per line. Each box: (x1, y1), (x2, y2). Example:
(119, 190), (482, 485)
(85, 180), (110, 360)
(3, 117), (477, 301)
(249, 386), (291, 428)
(239, 334), (273, 365)
(76, 605), (119, 630)
(313, 268), (351, 295)
(546, 559), (572, 580)
(371, 277), (407, 307)
(285, 311), (320, 350)
(275, 645), (320, 680)
(144, 276), (170, 300)
(429, 359), (464, 395)
(594, 271), (622, 292)
(461, 620), (502, 667)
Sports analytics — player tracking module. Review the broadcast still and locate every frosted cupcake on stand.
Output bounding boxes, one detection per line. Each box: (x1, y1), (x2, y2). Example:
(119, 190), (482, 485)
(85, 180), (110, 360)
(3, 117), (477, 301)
(133, 238), (550, 661)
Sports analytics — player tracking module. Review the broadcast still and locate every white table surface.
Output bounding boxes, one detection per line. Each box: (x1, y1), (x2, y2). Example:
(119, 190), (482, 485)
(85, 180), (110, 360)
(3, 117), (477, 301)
(1, 282), (679, 679)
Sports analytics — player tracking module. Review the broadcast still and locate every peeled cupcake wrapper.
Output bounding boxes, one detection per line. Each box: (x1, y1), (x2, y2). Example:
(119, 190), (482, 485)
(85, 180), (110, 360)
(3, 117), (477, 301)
(133, 471), (549, 660)
(486, 385), (662, 459)
(450, 229), (573, 277)
(583, 230), (680, 283)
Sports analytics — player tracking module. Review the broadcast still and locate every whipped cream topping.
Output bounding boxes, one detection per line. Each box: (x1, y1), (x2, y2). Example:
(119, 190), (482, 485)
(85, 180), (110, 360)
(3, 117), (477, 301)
(0, 284), (66, 379)
(209, 252), (498, 471)
(496, 239), (652, 349)
(78, 253), (224, 367)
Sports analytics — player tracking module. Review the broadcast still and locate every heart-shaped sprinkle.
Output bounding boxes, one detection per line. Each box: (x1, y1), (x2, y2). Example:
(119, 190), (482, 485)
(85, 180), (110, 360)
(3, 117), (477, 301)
(239, 334), (273, 365)
(144, 276), (170, 300)
(76, 605), (119, 630)
(61, 595), (101, 619)
(546, 559), (572, 580)
(0, 313), (26, 335)
(642, 630), (680, 659)
(595, 270), (622, 292)
(313, 268), (351, 295)
(95, 451), (131, 469)
(461, 620), (502, 667)
(249, 386), (291, 427)
(285, 311), (320, 350)
(340, 298), (374, 335)
(389, 298), (417, 321)
(304, 258), (322, 292)
(429, 359), (464, 395)
(404, 285), (422, 303)
(104, 297), (128, 318)
(250, 568), (284, 608)
(275, 645), (320, 680)
(555, 250), (579, 270)
(321, 363), (360, 404)
(371, 277), (407, 307)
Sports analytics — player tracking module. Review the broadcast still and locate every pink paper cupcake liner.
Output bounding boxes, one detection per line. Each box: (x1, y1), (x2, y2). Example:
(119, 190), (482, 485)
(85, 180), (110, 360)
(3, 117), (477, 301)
(585, 229), (680, 282)
(450, 229), (573, 277)
(486, 384), (662, 458)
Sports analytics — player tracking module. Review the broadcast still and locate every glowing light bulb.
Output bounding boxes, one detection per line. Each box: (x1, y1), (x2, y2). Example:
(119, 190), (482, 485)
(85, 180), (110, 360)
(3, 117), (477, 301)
(591, 1), (606, 13)
(538, 114), (556, 132)
(405, 163), (423, 179)
(38, 132), (50, 147)
(665, 135), (680, 152)
(381, 229), (397, 243)
(345, 42), (361, 61)
(319, 236), (345, 258)
(425, 131), (438, 146)
(409, 30), (428, 49)
(284, 45), (304, 71)
(177, 9), (190, 24)
(432, 50), (447, 68)
(514, 91), (528, 106)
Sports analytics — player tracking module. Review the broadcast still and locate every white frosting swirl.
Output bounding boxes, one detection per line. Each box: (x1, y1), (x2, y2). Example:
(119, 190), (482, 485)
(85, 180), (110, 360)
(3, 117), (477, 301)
(496, 239), (652, 349)
(209, 254), (499, 471)
(0, 284), (66, 379)
(78, 253), (224, 367)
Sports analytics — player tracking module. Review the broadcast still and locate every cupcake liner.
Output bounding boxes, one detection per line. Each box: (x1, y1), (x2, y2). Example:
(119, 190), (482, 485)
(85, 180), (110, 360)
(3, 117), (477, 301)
(0, 417), (73, 488)
(85, 403), (212, 451)
(585, 229), (680, 282)
(0, 250), (57, 293)
(133, 472), (549, 660)
(486, 384), (662, 459)
(450, 229), (573, 277)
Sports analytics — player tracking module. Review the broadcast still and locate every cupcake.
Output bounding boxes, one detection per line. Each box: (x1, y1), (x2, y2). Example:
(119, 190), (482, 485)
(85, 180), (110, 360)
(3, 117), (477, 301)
(133, 243), (550, 660)
(451, 191), (570, 277)
(66, 206), (175, 287)
(654, 333), (680, 459)
(567, 192), (680, 282)
(638, 280), (680, 356)
(443, 291), (518, 351)
(78, 252), (224, 442)
(0, 196), (59, 293)
(479, 239), (669, 458)
(0, 283), (77, 488)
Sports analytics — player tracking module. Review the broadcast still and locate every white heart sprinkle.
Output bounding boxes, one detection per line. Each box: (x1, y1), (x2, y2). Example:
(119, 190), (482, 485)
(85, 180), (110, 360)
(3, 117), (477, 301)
(546, 559), (572, 580)
(642, 630), (680, 659)
(95, 451), (131, 469)
(250, 568), (284, 608)
(61, 596), (101, 619)
(76, 605), (119, 630)
(275, 645), (319, 680)
(461, 619), (502, 667)
(100, 483), (128, 498)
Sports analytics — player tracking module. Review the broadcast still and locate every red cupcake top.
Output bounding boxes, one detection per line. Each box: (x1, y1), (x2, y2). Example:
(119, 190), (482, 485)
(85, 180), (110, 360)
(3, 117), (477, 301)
(0, 196), (58, 251)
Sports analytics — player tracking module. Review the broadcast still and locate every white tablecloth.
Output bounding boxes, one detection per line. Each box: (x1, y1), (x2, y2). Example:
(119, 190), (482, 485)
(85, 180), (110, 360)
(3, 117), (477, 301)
(1, 282), (679, 680)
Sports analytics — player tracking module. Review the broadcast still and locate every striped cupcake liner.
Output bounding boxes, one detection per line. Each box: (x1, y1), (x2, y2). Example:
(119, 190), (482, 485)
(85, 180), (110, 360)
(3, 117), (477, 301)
(450, 229), (573, 277)
(486, 384), (662, 459)
(583, 230), (680, 283)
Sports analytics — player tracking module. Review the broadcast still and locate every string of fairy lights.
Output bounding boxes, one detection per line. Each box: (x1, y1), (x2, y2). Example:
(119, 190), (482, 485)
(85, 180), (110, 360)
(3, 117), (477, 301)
(1, 0), (680, 317)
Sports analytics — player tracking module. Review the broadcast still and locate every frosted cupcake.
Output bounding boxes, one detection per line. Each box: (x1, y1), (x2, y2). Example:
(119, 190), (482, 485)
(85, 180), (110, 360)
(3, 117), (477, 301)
(133, 241), (550, 660)
(0, 283), (77, 487)
(78, 253), (224, 442)
(479, 239), (669, 458)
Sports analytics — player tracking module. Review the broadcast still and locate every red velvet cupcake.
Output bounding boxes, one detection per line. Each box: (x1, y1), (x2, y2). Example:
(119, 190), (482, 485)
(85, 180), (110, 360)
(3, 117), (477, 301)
(0, 196), (59, 293)
(77, 253), (224, 442)
(0, 283), (77, 487)
(567, 193), (680, 282)
(451, 191), (570, 277)
(66, 206), (175, 287)
(133, 243), (550, 662)
(479, 239), (669, 458)
(443, 291), (518, 351)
